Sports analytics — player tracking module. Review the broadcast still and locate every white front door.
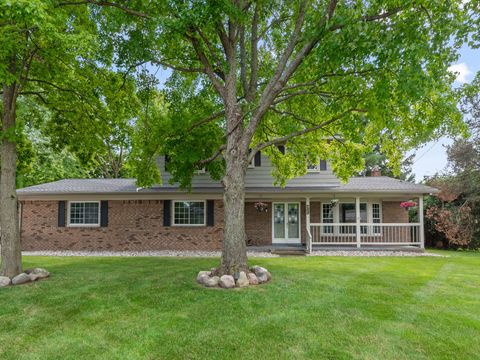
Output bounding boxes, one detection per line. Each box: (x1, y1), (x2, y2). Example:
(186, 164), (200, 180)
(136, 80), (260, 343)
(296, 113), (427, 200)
(272, 202), (301, 244)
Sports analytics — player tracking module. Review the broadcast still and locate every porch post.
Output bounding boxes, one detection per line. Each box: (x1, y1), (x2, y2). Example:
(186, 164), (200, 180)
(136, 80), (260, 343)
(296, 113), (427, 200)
(306, 197), (311, 253)
(419, 196), (425, 249)
(355, 196), (361, 248)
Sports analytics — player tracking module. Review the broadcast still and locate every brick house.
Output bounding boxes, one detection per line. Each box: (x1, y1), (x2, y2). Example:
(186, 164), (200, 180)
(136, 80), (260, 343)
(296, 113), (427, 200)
(17, 153), (437, 252)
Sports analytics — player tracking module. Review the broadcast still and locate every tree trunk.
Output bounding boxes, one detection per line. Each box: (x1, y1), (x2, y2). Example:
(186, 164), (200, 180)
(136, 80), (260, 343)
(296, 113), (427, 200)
(220, 103), (249, 275)
(0, 81), (22, 278)
(221, 156), (248, 275)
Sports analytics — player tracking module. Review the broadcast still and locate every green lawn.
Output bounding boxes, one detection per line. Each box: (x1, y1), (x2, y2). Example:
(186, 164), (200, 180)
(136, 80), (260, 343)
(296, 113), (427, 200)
(1, 251), (479, 360)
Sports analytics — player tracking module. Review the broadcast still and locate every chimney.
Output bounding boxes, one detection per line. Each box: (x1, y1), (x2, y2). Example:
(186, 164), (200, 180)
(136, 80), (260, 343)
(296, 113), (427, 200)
(371, 165), (381, 177)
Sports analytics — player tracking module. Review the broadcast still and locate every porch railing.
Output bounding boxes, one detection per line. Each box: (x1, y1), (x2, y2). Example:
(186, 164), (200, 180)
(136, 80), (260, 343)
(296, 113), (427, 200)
(309, 223), (421, 246)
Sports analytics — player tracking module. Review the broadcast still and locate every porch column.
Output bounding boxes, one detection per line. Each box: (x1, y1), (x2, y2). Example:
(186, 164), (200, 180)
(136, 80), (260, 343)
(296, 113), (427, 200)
(355, 196), (361, 248)
(419, 196), (425, 249)
(305, 197), (311, 253)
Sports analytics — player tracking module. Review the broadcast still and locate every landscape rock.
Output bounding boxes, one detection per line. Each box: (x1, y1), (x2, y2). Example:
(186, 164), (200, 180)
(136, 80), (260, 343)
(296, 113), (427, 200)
(0, 276), (11, 287)
(251, 266), (272, 284)
(205, 276), (220, 288)
(25, 268), (50, 279)
(236, 271), (249, 287)
(247, 272), (259, 285)
(196, 271), (211, 285)
(11, 273), (31, 285)
(28, 273), (42, 282)
(219, 275), (235, 289)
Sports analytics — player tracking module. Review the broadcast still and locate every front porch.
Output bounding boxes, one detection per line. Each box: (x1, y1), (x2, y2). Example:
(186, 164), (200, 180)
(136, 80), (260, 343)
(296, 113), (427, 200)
(304, 196), (425, 253)
(245, 194), (425, 253)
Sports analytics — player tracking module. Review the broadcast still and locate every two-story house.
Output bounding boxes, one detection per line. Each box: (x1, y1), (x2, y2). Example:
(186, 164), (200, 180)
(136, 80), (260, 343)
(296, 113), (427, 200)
(17, 152), (437, 252)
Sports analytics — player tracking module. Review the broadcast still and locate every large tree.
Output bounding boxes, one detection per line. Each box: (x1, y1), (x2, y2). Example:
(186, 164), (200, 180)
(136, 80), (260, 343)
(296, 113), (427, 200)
(0, 0), (140, 276)
(95, 0), (472, 275)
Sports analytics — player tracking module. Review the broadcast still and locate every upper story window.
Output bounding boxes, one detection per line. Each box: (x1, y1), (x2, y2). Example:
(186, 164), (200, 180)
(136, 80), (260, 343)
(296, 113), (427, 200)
(307, 159), (327, 172)
(68, 201), (100, 226)
(173, 201), (206, 226)
(248, 150), (261, 168)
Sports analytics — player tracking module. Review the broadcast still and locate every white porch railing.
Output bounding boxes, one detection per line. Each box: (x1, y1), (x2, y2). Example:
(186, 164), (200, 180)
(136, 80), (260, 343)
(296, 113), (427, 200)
(309, 223), (422, 246)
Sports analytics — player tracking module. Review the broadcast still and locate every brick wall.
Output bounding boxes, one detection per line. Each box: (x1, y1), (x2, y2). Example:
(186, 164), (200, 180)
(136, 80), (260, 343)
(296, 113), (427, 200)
(20, 199), (411, 251)
(245, 201), (320, 246)
(382, 201), (409, 223)
(21, 200), (224, 251)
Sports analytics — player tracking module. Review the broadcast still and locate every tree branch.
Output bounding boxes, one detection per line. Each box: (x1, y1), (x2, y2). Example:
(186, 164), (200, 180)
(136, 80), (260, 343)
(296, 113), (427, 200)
(187, 110), (226, 132)
(187, 34), (226, 99)
(197, 144), (226, 165)
(251, 108), (365, 155)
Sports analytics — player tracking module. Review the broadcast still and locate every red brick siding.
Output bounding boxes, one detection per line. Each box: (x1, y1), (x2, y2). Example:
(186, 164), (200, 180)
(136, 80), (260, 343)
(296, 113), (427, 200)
(245, 202), (271, 246)
(21, 200), (224, 251)
(382, 201), (409, 223)
(245, 201), (320, 246)
(382, 201), (411, 242)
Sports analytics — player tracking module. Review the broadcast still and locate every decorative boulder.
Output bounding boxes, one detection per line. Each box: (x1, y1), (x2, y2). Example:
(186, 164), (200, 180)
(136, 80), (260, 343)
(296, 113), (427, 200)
(251, 266), (272, 284)
(28, 273), (42, 282)
(196, 271), (211, 285)
(219, 275), (235, 289)
(12, 273), (31, 285)
(205, 276), (220, 288)
(236, 271), (249, 288)
(25, 268), (50, 279)
(0, 276), (11, 287)
(247, 272), (259, 285)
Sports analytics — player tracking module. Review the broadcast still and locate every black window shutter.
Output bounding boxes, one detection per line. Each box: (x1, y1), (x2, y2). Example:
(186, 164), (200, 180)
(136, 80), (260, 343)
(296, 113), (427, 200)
(58, 201), (66, 227)
(320, 160), (327, 171)
(163, 200), (171, 226)
(100, 201), (108, 227)
(254, 151), (261, 167)
(164, 155), (170, 170)
(277, 145), (285, 154)
(206, 200), (214, 226)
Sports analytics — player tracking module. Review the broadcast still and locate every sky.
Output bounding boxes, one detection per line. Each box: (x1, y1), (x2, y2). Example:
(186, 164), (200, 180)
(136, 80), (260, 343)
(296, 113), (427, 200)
(410, 44), (480, 181)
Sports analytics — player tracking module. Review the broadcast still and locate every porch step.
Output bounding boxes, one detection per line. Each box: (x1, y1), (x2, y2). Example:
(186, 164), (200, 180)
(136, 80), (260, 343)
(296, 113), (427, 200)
(271, 248), (306, 256)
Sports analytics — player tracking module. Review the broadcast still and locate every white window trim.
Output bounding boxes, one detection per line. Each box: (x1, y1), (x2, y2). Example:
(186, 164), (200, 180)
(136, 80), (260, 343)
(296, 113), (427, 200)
(307, 162), (320, 173)
(271, 202), (301, 244)
(307, 158), (327, 173)
(172, 200), (206, 227)
(67, 201), (101, 227)
(195, 168), (206, 174)
(320, 200), (382, 236)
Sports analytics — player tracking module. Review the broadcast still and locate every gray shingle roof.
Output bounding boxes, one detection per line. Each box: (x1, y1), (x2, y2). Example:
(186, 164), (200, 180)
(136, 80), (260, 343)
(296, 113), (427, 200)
(17, 176), (437, 196)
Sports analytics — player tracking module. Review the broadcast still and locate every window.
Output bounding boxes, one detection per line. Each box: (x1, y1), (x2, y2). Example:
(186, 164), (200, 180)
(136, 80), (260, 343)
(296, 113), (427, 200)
(307, 159), (327, 172)
(173, 201), (206, 226)
(372, 203), (381, 234)
(68, 201), (100, 226)
(307, 162), (320, 173)
(195, 168), (206, 174)
(322, 203), (334, 234)
(339, 203), (367, 234)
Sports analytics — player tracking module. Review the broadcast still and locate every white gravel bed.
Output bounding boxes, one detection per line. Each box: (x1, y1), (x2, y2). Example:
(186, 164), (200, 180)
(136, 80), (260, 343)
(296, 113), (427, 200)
(307, 250), (444, 257)
(23, 250), (443, 257)
(22, 250), (279, 258)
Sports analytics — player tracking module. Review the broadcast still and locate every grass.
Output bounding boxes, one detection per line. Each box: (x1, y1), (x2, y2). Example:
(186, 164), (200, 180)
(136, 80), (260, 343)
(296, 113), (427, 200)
(1, 251), (479, 360)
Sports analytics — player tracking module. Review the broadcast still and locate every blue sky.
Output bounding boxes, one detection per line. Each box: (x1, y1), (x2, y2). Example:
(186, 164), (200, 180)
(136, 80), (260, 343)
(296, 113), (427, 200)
(410, 44), (480, 181)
